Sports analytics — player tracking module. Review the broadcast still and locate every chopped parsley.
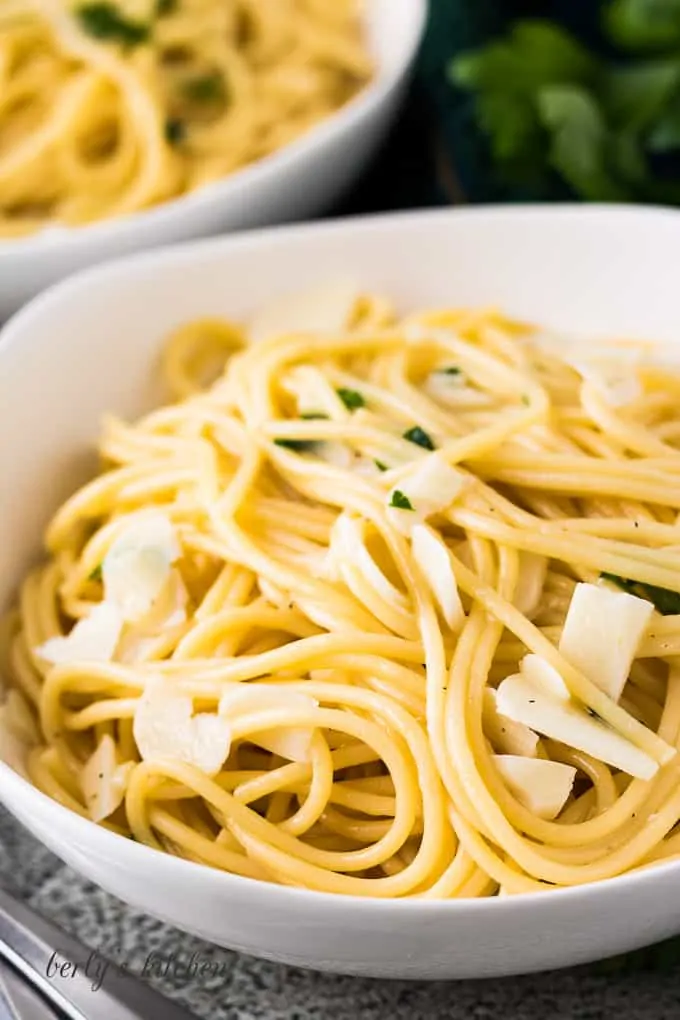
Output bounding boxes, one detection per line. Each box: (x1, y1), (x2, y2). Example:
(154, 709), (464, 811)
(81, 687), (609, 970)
(88, 564), (103, 582)
(156, 0), (178, 14)
(337, 388), (365, 411)
(521, 395), (531, 406)
(403, 425), (436, 451)
(374, 460), (388, 472)
(181, 73), (226, 104)
(274, 438), (314, 452)
(389, 489), (414, 511)
(301, 412), (328, 420)
(164, 118), (186, 145)
(600, 572), (680, 616)
(440, 366), (462, 376)
(75, 3), (150, 46)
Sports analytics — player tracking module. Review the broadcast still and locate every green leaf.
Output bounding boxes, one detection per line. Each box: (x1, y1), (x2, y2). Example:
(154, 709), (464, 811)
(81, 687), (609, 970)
(478, 94), (546, 169)
(537, 85), (630, 200)
(403, 426), (436, 450)
(336, 388), (365, 411)
(389, 490), (414, 511)
(647, 96), (680, 151)
(450, 21), (598, 190)
(601, 572), (680, 614)
(601, 61), (680, 130)
(610, 130), (648, 186)
(75, 3), (150, 46)
(452, 21), (596, 94)
(605, 0), (680, 52)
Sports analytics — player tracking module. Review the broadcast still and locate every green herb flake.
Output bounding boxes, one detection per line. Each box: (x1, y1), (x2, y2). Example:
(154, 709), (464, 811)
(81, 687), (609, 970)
(75, 3), (150, 46)
(88, 564), (103, 582)
(440, 366), (462, 376)
(337, 388), (365, 411)
(301, 412), (328, 420)
(156, 0), (178, 15)
(274, 438), (314, 452)
(181, 73), (226, 104)
(600, 572), (680, 615)
(521, 394), (531, 406)
(374, 460), (388, 472)
(164, 118), (186, 145)
(389, 489), (414, 511)
(403, 425), (436, 450)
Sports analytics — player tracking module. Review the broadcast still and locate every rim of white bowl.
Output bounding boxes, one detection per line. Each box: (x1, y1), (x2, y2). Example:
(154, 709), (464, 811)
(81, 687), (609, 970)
(0, 0), (427, 259)
(2, 203), (680, 916)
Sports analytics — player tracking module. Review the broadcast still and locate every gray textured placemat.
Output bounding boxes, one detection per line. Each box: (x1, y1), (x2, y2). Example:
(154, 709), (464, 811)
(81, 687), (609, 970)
(2, 807), (680, 1019)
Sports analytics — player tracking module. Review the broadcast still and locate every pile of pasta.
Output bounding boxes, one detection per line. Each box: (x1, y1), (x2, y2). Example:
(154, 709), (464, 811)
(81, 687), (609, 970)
(0, 0), (371, 237)
(4, 282), (680, 898)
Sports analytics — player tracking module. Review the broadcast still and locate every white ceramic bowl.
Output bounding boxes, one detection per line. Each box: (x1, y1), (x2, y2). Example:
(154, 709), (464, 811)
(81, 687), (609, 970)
(0, 0), (425, 323)
(4, 206), (680, 979)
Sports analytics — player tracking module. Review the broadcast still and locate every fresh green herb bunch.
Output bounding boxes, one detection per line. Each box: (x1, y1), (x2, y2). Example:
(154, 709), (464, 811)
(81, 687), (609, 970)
(450, 1), (680, 203)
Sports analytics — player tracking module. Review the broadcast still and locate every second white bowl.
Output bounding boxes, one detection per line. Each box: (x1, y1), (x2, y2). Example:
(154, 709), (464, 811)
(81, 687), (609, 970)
(0, 0), (425, 322)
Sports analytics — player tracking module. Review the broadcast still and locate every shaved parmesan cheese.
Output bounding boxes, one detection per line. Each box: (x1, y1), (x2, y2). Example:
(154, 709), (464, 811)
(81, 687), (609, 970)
(81, 734), (133, 822)
(249, 279), (359, 343)
(117, 572), (188, 663)
(316, 441), (354, 469)
(411, 524), (464, 630)
(558, 582), (653, 702)
(352, 457), (383, 479)
(36, 602), (123, 665)
(496, 672), (659, 780)
(281, 365), (347, 419)
(133, 678), (231, 775)
(576, 358), (642, 407)
(103, 513), (181, 622)
(219, 685), (317, 762)
(387, 454), (467, 533)
(520, 654), (571, 701)
(514, 553), (548, 619)
(146, 569), (189, 630)
(484, 688), (539, 758)
(532, 334), (643, 406)
(424, 372), (495, 409)
(494, 755), (576, 820)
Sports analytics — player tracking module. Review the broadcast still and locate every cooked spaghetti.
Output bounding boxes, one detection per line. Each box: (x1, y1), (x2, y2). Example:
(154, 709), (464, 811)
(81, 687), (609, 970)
(5, 283), (680, 898)
(0, 0), (371, 237)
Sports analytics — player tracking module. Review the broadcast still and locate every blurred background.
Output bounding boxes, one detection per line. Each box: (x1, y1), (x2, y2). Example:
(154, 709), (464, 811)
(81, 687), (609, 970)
(339, 0), (680, 215)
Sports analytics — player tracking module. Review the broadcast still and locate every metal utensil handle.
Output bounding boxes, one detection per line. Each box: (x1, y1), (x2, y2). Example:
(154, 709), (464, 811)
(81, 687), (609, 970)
(0, 959), (65, 1020)
(0, 887), (197, 1020)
